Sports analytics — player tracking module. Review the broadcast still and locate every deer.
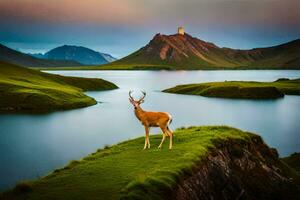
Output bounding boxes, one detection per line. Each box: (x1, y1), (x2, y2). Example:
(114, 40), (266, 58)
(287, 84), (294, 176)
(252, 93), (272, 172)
(129, 91), (173, 150)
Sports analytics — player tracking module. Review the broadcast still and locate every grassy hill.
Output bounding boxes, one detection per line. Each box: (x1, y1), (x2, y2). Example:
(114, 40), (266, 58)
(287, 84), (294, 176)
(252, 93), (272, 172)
(99, 34), (300, 70)
(0, 44), (83, 68)
(0, 61), (117, 112)
(163, 78), (300, 99)
(1, 126), (299, 199)
(282, 153), (300, 173)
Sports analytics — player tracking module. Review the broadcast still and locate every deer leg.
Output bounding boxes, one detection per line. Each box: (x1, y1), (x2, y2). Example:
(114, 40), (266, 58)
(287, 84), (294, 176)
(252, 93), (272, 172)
(167, 126), (173, 149)
(166, 127), (171, 136)
(158, 126), (168, 149)
(144, 126), (149, 150)
(169, 130), (173, 150)
(158, 134), (166, 149)
(147, 127), (151, 148)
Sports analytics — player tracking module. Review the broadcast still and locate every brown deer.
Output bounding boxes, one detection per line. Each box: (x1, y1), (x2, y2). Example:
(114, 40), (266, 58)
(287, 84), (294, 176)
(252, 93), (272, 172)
(129, 91), (173, 149)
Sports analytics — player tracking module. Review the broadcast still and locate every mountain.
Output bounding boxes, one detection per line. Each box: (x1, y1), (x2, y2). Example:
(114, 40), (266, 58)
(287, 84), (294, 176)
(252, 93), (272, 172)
(27, 53), (45, 59)
(108, 33), (300, 69)
(101, 52), (117, 62)
(0, 44), (82, 68)
(32, 45), (117, 65)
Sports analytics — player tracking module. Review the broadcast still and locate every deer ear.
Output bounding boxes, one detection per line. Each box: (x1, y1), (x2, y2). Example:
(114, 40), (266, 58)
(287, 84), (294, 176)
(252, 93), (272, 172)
(140, 100), (145, 104)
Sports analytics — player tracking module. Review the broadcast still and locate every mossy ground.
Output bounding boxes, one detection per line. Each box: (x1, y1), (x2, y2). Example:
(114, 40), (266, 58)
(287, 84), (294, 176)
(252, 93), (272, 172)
(0, 126), (253, 200)
(0, 61), (118, 112)
(163, 78), (300, 99)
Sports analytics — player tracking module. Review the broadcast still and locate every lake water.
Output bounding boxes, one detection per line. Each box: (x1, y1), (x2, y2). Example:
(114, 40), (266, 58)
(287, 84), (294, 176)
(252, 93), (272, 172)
(1, 70), (300, 190)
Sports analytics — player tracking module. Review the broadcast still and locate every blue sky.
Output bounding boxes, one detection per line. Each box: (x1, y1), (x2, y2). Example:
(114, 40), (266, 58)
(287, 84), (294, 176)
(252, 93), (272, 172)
(1, 0), (300, 58)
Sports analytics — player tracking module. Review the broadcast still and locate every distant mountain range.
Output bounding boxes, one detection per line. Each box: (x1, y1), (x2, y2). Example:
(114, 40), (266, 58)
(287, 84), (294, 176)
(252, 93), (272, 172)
(1, 34), (299, 69)
(0, 44), (82, 68)
(29, 45), (117, 65)
(108, 33), (300, 69)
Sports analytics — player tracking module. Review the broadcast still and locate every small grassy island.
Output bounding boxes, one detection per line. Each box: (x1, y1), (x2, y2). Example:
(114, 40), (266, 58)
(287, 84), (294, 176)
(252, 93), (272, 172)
(0, 61), (118, 112)
(1, 126), (299, 199)
(163, 78), (300, 99)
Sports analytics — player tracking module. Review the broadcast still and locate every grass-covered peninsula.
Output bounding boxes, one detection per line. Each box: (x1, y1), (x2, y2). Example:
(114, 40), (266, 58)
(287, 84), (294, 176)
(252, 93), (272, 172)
(0, 61), (118, 112)
(163, 78), (300, 99)
(0, 126), (252, 199)
(1, 126), (299, 199)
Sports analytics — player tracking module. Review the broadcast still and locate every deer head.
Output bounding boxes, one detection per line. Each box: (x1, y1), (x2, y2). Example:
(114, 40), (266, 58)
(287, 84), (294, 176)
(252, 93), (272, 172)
(129, 91), (146, 109)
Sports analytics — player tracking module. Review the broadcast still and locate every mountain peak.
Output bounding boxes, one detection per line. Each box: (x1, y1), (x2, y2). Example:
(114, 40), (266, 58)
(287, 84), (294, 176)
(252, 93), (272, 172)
(141, 32), (219, 63)
(42, 45), (117, 65)
(0, 43), (81, 67)
(110, 32), (300, 69)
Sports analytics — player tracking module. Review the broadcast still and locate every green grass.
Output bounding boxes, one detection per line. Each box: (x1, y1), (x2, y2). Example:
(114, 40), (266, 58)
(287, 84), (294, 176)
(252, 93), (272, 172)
(0, 126), (253, 200)
(0, 61), (118, 112)
(282, 153), (300, 174)
(163, 78), (300, 99)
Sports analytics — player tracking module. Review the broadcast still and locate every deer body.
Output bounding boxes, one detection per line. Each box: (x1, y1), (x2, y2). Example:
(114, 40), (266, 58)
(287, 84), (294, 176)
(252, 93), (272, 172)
(134, 109), (171, 127)
(129, 91), (173, 149)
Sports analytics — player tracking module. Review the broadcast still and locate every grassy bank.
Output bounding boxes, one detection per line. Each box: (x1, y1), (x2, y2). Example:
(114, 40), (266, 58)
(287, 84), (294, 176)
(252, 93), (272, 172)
(0, 61), (118, 112)
(282, 153), (300, 173)
(1, 126), (253, 200)
(35, 64), (299, 71)
(163, 78), (300, 99)
(35, 64), (174, 71)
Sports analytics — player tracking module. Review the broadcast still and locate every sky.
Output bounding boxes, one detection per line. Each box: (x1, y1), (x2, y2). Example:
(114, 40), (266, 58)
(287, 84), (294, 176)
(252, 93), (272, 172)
(0, 0), (300, 58)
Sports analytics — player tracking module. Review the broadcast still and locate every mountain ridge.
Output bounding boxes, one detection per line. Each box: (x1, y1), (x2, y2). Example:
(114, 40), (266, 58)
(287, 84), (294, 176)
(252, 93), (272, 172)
(107, 33), (300, 69)
(32, 45), (117, 65)
(0, 44), (82, 68)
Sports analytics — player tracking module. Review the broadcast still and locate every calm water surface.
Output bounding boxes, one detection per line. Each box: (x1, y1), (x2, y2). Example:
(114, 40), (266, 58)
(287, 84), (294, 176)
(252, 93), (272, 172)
(1, 70), (300, 190)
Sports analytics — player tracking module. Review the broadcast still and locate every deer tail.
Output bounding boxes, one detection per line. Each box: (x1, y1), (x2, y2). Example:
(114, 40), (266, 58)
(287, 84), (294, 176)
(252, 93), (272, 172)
(167, 114), (173, 125)
(167, 114), (173, 136)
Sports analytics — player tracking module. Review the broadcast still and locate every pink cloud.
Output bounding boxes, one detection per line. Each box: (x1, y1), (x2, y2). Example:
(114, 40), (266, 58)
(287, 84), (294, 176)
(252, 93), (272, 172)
(0, 0), (148, 25)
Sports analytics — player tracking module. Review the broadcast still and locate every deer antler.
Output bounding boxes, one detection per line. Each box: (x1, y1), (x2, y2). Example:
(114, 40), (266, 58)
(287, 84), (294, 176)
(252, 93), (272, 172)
(129, 90), (134, 101)
(138, 91), (146, 102)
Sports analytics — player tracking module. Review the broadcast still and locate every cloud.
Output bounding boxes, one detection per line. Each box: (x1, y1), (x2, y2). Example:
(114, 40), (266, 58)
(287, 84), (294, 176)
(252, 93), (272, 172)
(142, 0), (300, 29)
(1, 0), (300, 28)
(1, 0), (299, 57)
(0, 0), (148, 25)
